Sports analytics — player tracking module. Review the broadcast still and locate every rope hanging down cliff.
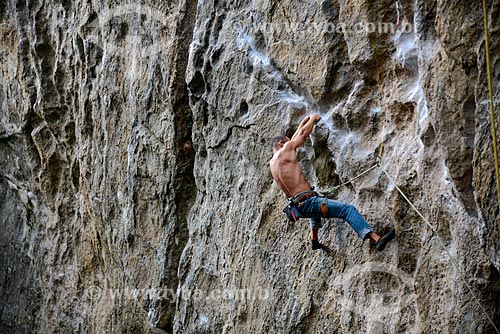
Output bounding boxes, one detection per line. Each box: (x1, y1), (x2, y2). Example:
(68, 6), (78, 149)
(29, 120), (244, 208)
(382, 169), (500, 334)
(482, 0), (500, 208)
(323, 144), (499, 332)
(320, 107), (499, 331)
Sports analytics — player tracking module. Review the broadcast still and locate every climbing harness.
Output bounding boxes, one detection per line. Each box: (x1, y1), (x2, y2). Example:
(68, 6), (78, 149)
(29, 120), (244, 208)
(482, 0), (500, 208)
(288, 189), (318, 205)
(283, 201), (301, 222)
(283, 189), (318, 222)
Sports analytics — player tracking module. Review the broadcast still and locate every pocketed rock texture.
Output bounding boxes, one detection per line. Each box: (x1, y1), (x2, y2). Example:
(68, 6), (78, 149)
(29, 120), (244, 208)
(1, 0), (499, 333)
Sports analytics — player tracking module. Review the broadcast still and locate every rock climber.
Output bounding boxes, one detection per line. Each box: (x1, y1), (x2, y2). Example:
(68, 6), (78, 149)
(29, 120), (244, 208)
(269, 113), (396, 251)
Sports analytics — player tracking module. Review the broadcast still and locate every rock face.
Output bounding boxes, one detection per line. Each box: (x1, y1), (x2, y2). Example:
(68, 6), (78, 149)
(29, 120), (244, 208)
(1, 0), (499, 333)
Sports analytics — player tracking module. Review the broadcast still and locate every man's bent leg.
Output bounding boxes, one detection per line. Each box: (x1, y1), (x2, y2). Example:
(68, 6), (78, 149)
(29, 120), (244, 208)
(325, 200), (396, 250)
(323, 199), (373, 240)
(309, 217), (323, 237)
(299, 197), (395, 250)
(309, 218), (324, 250)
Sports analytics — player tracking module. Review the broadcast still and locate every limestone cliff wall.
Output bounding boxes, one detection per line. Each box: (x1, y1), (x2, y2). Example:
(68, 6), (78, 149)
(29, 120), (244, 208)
(1, 0), (499, 333)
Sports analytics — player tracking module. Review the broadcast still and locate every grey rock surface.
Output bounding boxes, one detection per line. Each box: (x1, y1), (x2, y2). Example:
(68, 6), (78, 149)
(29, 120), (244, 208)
(1, 0), (499, 333)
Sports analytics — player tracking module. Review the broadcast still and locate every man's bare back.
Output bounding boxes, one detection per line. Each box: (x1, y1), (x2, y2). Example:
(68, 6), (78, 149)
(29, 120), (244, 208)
(270, 143), (311, 198)
(269, 114), (321, 198)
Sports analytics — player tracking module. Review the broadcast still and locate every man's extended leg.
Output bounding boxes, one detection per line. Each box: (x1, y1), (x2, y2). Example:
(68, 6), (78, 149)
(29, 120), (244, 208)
(322, 199), (374, 240)
(321, 198), (396, 250)
(300, 197), (395, 251)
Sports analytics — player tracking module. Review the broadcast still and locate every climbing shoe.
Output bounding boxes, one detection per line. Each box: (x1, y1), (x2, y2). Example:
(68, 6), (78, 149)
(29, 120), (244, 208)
(376, 229), (396, 252)
(311, 239), (324, 250)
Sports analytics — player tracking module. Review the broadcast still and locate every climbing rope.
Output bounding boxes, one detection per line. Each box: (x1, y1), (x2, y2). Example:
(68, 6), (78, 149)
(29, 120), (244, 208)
(482, 0), (500, 208)
(378, 112), (388, 162)
(382, 168), (500, 333)
(373, 104), (498, 330)
(321, 163), (379, 196)
(319, 102), (498, 330)
(395, 0), (401, 26)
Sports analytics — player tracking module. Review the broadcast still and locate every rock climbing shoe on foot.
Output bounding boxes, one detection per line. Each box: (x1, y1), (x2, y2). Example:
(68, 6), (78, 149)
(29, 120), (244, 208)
(311, 239), (324, 250)
(376, 229), (396, 252)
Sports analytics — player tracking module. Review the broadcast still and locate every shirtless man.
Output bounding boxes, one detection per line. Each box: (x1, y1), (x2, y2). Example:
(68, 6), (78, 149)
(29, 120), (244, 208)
(270, 114), (395, 251)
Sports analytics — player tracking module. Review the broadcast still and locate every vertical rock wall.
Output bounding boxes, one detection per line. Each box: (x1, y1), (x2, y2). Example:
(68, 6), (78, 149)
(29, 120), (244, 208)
(1, 0), (499, 333)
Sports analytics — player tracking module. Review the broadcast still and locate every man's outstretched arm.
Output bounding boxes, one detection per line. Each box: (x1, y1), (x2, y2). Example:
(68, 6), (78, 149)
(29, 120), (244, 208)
(291, 115), (312, 140)
(288, 114), (321, 149)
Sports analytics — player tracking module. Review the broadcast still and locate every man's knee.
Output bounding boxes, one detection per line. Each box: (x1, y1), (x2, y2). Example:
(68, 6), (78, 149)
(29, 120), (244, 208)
(344, 203), (356, 211)
(342, 203), (358, 217)
(310, 218), (323, 230)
